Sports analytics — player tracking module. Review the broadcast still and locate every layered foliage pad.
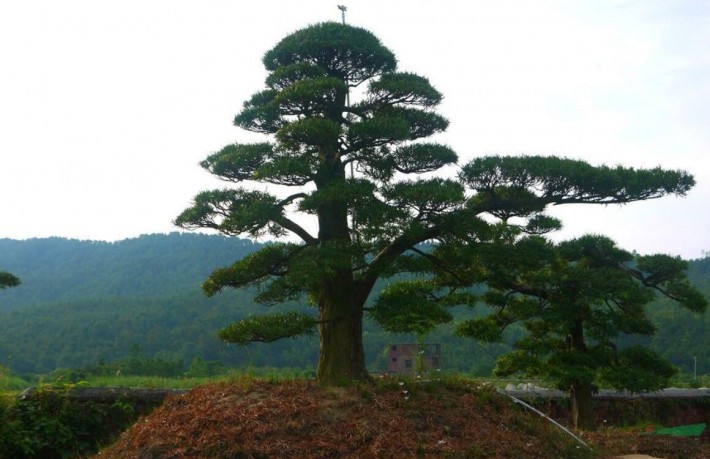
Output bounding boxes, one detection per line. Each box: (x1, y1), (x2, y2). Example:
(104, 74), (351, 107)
(219, 311), (318, 345)
(0, 271), (20, 290)
(452, 233), (707, 393)
(175, 21), (696, 378)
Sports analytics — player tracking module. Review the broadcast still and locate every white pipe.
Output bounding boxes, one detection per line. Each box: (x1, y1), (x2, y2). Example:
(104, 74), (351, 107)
(498, 390), (593, 451)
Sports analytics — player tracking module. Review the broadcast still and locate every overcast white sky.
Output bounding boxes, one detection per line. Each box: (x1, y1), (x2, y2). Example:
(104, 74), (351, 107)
(1, 0), (708, 259)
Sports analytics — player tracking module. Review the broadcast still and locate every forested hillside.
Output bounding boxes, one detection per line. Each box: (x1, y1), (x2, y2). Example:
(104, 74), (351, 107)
(644, 256), (710, 372)
(0, 234), (707, 376)
(0, 233), (258, 306)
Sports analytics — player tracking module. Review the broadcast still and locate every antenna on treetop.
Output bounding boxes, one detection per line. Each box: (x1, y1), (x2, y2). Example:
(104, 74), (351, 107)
(337, 5), (357, 240)
(337, 5), (347, 24)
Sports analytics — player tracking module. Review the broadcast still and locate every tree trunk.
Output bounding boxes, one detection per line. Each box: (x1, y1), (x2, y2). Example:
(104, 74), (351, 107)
(316, 277), (370, 385)
(568, 319), (596, 430)
(313, 143), (370, 386)
(570, 380), (595, 430)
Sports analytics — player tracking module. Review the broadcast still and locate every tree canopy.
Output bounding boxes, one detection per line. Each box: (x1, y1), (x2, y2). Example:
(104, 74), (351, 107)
(176, 22), (696, 386)
(454, 233), (707, 429)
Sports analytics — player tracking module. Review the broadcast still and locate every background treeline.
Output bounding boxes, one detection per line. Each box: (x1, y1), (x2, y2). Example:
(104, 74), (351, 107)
(0, 233), (707, 377)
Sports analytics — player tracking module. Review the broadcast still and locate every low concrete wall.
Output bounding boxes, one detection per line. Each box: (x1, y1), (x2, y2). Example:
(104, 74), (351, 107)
(19, 385), (709, 430)
(19, 386), (188, 416)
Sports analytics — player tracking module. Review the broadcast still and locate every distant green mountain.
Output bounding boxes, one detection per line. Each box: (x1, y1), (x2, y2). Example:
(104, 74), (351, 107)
(0, 233), (271, 373)
(0, 233), (259, 306)
(0, 234), (707, 376)
(644, 256), (710, 373)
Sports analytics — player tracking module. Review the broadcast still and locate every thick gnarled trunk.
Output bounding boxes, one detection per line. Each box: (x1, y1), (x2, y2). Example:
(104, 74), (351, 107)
(314, 164), (370, 385)
(316, 278), (370, 385)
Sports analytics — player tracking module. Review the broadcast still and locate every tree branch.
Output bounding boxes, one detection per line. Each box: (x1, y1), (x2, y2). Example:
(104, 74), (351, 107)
(357, 224), (444, 303)
(278, 192), (308, 207)
(408, 246), (464, 285)
(273, 214), (316, 244)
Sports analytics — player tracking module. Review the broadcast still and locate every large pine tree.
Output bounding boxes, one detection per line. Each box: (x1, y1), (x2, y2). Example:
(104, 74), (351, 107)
(177, 22), (695, 385)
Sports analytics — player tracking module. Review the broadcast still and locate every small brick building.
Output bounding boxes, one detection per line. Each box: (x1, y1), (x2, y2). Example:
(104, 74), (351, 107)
(386, 343), (441, 375)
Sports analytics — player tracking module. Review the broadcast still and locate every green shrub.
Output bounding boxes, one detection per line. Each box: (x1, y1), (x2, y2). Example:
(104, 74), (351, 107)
(0, 384), (136, 459)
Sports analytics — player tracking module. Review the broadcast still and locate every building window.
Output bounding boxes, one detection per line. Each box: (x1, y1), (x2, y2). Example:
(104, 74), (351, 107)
(405, 359), (412, 368)
(392, 357), (397, 362)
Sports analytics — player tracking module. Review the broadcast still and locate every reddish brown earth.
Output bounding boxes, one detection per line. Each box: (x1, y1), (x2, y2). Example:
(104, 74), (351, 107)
(95, 378), (707, 458)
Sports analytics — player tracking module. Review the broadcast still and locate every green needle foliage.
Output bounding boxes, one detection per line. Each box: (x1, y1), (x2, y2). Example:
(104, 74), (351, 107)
(0, 271), (20, 290)
(219, 312), (318, 345)
(176, 22), (696, 386)
(453, 233), (708, 430)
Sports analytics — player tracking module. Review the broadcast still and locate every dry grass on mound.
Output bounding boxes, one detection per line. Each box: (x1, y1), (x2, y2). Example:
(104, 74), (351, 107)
(96, 377), (596, 458)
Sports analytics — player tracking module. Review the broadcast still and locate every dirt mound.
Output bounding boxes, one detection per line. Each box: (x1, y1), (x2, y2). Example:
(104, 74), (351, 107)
(96, 378), (595, 458)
